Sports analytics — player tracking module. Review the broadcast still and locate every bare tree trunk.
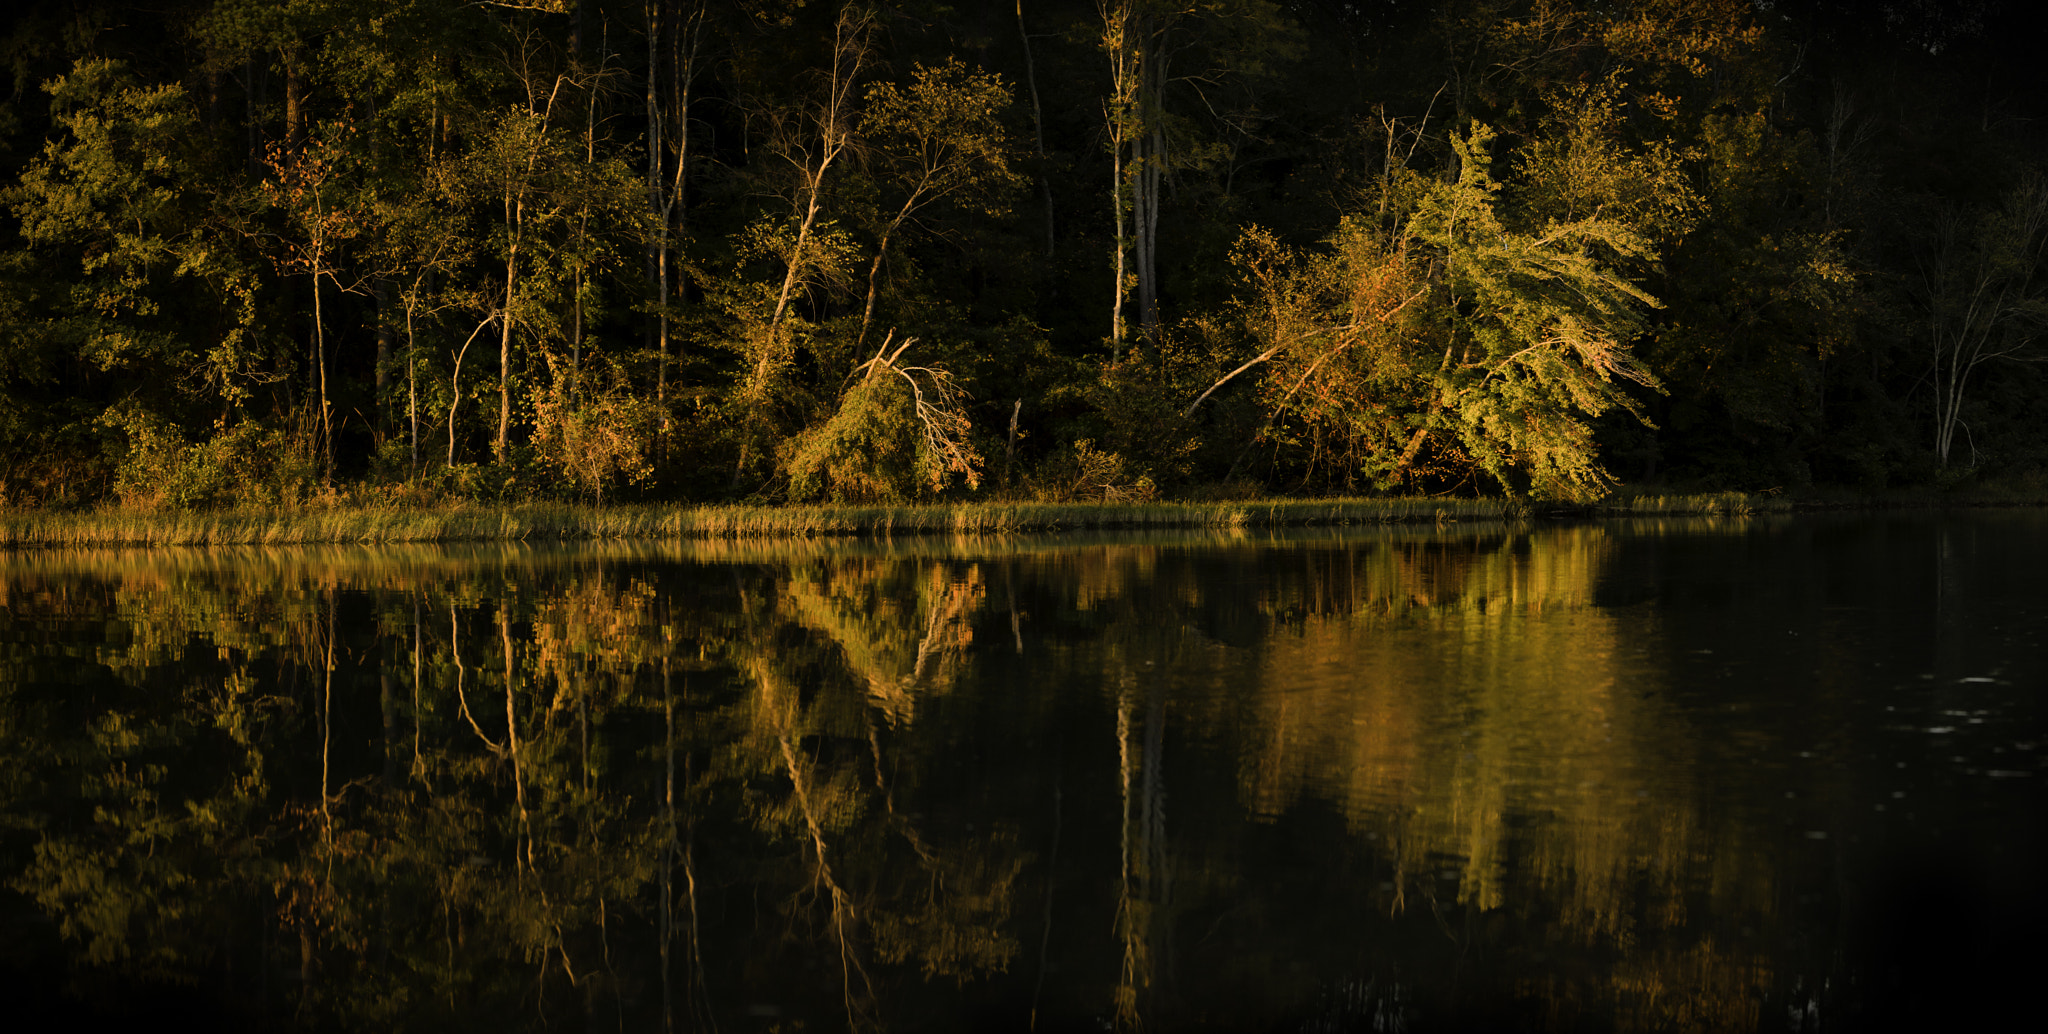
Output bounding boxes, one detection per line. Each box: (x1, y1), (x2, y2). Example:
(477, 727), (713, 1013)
(449, 318), (490, 468)
(312, 272), (332, 488)
(754, 7), (868, 394)
(768, 179), (825, 337)
(1134, 18), (1166, 345)
(1110, 129), (1128, 356)
(492, 53), (571, 466)
(646, 0), (667, 409)
(448, 350), (463, 468)
(1102, 2), (1138, 358)
(672, 5), (700, 300)
(1922, 177), (2048, 466)
(408, 343), (417, 476)
(497, 240), (517, 462)
(1137, 126), (1163, 342)
(857, 201), (916, 350)
(648, 1), (705, 438)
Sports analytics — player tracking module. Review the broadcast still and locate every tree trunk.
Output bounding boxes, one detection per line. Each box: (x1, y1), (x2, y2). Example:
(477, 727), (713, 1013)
(497, 241), (517, 462)
(1110, 125), (1128, 356)
(373, 279), (394, 441)
(448, 353), (462, 468)
(857, 203), (915, 350)
(1017, 1), (1055, 259)
(1134, 19), (1166, 344)
(646, 0), (667, 408)
(449, 319), (488, 469)
(283, 48), (306, 150)
(755, 8), (866, 394)
(1102, 1), (1141, 358)
(408, 340), (417, 477)
(312, 272), (331, 488)
(649, 1), (705, 438)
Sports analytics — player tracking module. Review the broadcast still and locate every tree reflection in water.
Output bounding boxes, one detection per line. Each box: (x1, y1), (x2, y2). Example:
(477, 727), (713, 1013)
(2, 518), (2043, 1030)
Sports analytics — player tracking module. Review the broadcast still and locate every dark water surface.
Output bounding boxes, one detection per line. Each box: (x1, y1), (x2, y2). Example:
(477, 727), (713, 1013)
(2, 513), (2043, 1032)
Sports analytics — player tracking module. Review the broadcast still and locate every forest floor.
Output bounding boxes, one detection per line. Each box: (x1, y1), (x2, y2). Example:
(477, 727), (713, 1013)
(1, 488), (2042, 548)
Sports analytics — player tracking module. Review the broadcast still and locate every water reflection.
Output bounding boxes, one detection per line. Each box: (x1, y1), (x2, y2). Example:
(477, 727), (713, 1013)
(1, 516), (2043, 1031)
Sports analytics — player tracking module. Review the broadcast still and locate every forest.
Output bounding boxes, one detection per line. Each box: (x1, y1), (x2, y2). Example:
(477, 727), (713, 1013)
(0, 0), (2043, 509)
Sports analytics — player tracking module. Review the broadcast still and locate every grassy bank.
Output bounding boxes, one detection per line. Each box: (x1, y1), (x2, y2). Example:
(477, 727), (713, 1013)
(0, 497), (1513, 548)
(1591, 491), (1798, 516)
(9, 484), (2040, 548)
(1592, 476), (2048, 516)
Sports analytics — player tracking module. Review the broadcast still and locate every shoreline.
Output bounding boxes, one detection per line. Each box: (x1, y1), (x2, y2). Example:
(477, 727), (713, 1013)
(0, 498), (1507, 548)
(2, 491), (2043, 549)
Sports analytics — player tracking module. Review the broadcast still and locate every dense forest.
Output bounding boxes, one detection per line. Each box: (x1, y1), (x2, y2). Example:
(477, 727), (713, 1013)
(0, 0), (2043, 508)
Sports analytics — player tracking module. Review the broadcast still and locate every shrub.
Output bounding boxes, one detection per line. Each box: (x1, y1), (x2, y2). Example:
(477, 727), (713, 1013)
(1030, 439), (1157, 503)
(782, 338), (983, 503)
(530, 360), (659, 505)
(100, 406), (313, 510)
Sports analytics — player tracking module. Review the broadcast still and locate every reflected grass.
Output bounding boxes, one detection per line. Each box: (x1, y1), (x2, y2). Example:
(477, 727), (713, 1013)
(0, 498), (1511, 548)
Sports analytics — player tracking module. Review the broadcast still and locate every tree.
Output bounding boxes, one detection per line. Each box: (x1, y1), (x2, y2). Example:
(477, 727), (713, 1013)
(4, 57), (267, 493)
(1910, 174), (2048, 467)
(642, 0), (709, 431)
(746, 4), (872, 403)
(1097, 0), (1299, 355)
(1205, 123), (1664, 500)
(461, 20), (641, 468)
(782, 335), (983, 502)
(853, 58), (1022, 351)
(531, 354), (658, 503)
(262, 124), (372, 487)
(1403, 124), (1663, 499)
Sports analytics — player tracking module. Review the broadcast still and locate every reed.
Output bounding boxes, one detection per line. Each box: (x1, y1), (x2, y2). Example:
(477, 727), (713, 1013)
(0, 497), (1512, 548)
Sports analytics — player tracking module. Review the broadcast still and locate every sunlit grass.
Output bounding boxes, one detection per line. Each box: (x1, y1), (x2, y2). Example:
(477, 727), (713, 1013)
(0, 497), (1512, 547)
(1595, 491), (1795, 516)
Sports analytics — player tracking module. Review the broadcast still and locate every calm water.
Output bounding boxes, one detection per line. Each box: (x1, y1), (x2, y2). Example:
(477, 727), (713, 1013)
(2, 514), (2043, 1032)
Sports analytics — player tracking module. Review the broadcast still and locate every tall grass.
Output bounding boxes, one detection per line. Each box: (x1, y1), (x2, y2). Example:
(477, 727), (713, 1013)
(0, 523), (1557, 582)
(0, 497), (1512, 548)
(1595, 491), (1795, 516)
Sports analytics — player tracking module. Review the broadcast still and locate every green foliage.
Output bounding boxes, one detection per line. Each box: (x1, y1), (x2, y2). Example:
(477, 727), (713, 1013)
(1216, 123), (1668, 501)
(859, 58), (1024, 223)
(1405, 123), (1664, 500)
(1060, 340), (1215, 490)
(1645, 109), (1856, 485)
(529, 357), (658, 504)
(783, 341), (983, 503)
(1222, 219), (1433, 491)
(4, 58), (243, 382)
(99, 405), (315, 511)
(1030, 439), (1159, 503)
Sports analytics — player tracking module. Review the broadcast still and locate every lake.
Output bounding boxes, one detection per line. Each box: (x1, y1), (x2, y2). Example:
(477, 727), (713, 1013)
(2, 512), (2043, 1032)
